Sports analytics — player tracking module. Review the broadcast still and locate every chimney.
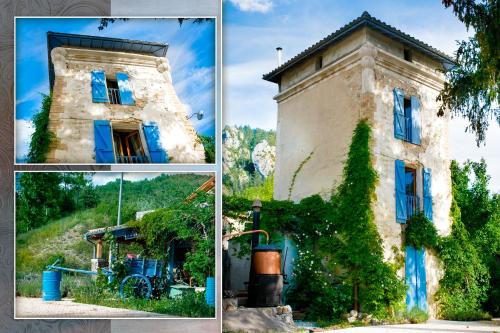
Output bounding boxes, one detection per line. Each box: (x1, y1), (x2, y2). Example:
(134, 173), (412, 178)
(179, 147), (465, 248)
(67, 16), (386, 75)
(276, 47), (283, 66)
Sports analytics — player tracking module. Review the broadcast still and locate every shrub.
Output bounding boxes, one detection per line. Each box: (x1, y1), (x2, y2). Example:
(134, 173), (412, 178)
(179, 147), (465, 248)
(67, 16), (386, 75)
(404, 212), (438, 249)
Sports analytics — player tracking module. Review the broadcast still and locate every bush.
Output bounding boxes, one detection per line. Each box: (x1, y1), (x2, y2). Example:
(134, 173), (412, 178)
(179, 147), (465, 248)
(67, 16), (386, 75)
(404, 212), (438, 249)
(440, 309), (492, 321)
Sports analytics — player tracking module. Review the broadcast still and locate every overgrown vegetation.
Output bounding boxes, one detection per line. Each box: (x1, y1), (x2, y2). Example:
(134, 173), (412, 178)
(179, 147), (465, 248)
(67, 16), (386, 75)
(404, 212), (438, 249)
(225, 120), (406, 322)
(131, 192), (215, 285)
(198, 134), (215, 163)
(27, 93), (53, 163)
(16, 173), (215, 317)
(435, 159), (499, 320)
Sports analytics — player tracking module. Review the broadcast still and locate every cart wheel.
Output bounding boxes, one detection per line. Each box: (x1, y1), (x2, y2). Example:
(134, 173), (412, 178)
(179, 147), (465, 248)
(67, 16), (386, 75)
(119, 274), (152, 301)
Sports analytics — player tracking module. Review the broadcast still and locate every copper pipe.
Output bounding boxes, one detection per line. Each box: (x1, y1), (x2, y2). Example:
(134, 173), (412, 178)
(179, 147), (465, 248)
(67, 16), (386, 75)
(223, 229), (269, 244)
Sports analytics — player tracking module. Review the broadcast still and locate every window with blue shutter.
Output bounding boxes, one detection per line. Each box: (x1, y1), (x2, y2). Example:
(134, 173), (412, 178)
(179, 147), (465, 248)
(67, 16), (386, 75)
(91, 71), (109, 103)
(423, 168), (432, 221)
(406, 246), (428, 311)
(116, 72), (135, 105)
(411, 96), (421, 145)
(393, 88), (421, 145)
(395, 159), (407, 224)
(393, 88), (405, 140)
(142, 122), (168, 163)
(93, 120), (115, 163)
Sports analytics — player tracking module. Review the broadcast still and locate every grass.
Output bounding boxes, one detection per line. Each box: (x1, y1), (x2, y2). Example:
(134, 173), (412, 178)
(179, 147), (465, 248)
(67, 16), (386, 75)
(72, 282), (215, 317)
(441, 309), (492, 321)
(16, 209), (112, 272)
(16, 272), (214, 318)
(405, 307), (429, 324)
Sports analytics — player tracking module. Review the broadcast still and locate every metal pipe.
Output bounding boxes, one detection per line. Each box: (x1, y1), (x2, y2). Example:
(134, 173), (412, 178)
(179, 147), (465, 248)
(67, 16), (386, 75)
(222, 229), (270, 244)
(117, 172), (123, 226)
(252, 200), (262, 249)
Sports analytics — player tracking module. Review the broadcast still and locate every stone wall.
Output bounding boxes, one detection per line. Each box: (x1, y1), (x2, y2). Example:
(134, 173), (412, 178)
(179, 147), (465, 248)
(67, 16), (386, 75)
(47, 46), (205, 163)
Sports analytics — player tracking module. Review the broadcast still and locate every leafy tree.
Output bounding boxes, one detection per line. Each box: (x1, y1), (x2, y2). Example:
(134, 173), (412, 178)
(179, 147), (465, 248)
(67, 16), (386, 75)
(438, 0), (499, 145)
(16, 172), (62, 233)
(27, 94), (53, 163)
(198, 135), (215, 163)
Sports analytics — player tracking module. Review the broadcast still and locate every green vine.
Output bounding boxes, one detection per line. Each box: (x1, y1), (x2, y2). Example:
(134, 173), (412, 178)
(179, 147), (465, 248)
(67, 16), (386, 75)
(404, 212), (438, 249)
(224, 119), (405, 321)
(288, 150), (314, 200)
(27, 93), (54, 163)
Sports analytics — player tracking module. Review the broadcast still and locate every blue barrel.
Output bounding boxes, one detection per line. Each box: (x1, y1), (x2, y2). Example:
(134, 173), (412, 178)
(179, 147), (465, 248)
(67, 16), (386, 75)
(42, 271), (61, 301)
(205, 277), (215, 307)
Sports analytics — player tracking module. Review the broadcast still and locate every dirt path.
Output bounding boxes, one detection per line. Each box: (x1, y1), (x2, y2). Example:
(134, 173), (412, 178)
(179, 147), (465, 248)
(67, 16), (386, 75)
(15, 297), (175, 318)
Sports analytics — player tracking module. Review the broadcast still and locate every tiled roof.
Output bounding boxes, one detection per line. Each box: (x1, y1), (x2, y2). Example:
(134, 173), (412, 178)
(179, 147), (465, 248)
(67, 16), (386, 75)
(263, 11), (455, 83)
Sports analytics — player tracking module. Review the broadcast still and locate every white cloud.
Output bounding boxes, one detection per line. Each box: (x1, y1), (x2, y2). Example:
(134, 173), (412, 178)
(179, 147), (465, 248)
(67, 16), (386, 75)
(92, 172), (166, 186)
(16, 119), (34, 162)
(228, 0), (273, 13)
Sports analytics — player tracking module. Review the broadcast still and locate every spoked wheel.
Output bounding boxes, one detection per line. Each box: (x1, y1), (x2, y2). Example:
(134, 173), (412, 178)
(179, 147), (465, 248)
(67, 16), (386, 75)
(119, 274), (152, 301)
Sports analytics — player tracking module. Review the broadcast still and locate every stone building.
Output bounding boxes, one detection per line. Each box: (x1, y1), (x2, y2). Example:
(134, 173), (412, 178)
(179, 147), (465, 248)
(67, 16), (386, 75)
(263, 12), (454, 316)
(46, 32), (205, 164)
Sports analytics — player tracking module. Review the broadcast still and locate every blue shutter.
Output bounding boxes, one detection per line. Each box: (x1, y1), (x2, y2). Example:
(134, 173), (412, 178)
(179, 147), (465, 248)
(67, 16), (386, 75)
(393, 88), (405, 139)
(423, 168), (432, 221)
(142, 122), (168, 163)
(405, 246), (417, 310)
(410, 96), (421, 144)
(116, 72), (135, 105)
(416, 248), (428, 311)
(395, 159), (407, 223)
(91, 71), (109, 103)
(93, 120), (115, 163)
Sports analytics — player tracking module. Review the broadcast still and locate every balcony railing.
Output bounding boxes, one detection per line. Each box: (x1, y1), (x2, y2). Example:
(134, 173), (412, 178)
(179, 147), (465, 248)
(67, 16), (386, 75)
(108, 88), (121, 105)
(404, 116), (412, 142)
(116, 155), (149, 164)
(406, 194), (420, 219)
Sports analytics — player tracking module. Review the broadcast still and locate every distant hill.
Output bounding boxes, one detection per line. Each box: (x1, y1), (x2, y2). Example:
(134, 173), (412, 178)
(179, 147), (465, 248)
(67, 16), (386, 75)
(223, 125), (276, 194)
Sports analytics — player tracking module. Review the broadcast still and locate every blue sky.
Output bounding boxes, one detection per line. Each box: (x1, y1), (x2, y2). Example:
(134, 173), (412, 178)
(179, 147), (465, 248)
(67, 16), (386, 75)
(223, 0), (500, 192)
(15, 17), (215, 162)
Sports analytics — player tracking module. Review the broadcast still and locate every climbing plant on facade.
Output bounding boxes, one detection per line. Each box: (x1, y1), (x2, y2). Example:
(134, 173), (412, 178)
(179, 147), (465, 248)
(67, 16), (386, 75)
(224, 119), (406, 321)
(27, 93), (54, 163)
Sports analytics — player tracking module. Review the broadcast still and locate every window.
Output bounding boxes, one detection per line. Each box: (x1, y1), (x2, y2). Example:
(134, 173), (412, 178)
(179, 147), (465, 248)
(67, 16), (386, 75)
(404, 97), (412, 142)
(405, 167), (419, 220)
(393, 88), (421, 144)
(404, 48), (412, 62)
(112, 127), (148, 163)
(106, 78), (121, 104)
(93, 120), (168, 164)
(91, 71), (135, 105)
(395, 160), (433, 224)
(315, 56), (323, 70)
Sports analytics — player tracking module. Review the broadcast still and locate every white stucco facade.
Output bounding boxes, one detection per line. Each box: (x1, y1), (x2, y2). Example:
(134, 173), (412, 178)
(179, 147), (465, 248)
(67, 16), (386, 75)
(47, 45), (205, 163)
(270, 25), (452, 316)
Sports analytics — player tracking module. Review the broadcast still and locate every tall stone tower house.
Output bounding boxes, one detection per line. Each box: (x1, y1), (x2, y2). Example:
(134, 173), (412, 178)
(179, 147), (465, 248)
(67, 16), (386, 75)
(263, 12), (454, 316)
(46, 32), (205, 164)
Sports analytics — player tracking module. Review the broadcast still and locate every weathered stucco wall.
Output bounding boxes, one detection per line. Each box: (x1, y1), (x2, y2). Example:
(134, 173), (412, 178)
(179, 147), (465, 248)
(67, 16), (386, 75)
(368, 36), (451, 316)
(273, 57), (363, 201)
(273, 29), (452, 317)
(47, 46), (205, 163)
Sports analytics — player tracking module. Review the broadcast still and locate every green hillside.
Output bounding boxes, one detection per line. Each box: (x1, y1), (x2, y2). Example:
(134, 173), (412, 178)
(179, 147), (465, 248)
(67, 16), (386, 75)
(16, 173), (210, 273)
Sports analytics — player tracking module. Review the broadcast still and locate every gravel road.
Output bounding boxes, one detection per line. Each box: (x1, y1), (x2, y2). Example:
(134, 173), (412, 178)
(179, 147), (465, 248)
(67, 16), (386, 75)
(15, 297), (175, 318)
